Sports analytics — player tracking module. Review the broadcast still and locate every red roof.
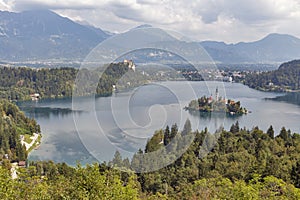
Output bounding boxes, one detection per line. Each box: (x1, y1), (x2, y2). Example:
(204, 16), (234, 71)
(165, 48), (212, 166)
(18, 161), (26, 166)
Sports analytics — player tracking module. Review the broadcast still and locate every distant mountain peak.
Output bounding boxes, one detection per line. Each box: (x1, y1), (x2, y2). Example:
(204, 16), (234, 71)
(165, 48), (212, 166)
(132, 24), (153, 30)
(261, 33), (299, 41)
(21, 9), (60, 18)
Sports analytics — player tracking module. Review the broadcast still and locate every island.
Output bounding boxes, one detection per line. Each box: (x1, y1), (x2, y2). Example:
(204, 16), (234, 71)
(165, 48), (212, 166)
(185, 87), (248, 115)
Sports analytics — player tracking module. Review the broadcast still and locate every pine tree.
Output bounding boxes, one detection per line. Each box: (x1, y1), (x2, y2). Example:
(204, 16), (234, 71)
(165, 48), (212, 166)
(163, 125), (171, 146)
(170, 123), (178, 139)
(291, 161), (300, 188)
(182, 119), (192, 136)
(267, 125), (274, 139)
(230, 121), (240, 133)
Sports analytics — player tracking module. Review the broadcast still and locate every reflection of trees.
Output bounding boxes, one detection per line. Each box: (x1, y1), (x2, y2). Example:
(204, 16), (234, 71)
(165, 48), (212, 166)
(20, 106), (83, 119)
(268, 92), (300, 106)
(187, 110), (241, 119)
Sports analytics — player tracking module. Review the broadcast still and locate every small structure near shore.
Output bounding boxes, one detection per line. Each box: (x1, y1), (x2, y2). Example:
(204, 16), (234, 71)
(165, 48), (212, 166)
(18, 161), (26, 167)
(30, 93), (40, 101)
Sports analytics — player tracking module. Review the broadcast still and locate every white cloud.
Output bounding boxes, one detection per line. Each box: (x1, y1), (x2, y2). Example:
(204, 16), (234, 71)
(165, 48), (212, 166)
(1, 0), (300, 43)
(0, 0), (13, 11)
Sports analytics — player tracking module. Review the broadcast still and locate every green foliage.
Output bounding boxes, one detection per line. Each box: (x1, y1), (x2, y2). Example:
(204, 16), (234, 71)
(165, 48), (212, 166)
(0, 163), (140, 200)
(186, 95), (247, 115)
(0, 100), (40, 162)
(267, 125), (275, 139)
(0, 62), (140, 100)
(179, 175), (300, 200)
(245, 59), (300, 92)
(145, 130), (164, 153)
(181, 119), (191, 136)
(291, 160), (300, 188)
(1, 122), (300, 199)
(138, 123), (300, 199)
(0, 67), (77, 100)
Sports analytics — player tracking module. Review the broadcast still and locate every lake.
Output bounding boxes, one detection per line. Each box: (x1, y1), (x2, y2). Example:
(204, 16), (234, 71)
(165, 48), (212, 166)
(17, 81), (300, 166)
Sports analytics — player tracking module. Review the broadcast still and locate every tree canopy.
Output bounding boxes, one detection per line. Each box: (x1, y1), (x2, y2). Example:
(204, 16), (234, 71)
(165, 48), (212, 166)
(245, 59), (300, 92)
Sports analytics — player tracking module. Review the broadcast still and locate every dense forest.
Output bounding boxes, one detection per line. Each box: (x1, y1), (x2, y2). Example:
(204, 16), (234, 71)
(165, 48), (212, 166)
(1, 120), (300, 199)
(0, 100), (40, 163)
(0, 62), (138, 100)
(0, 67), (77, 100)
(244, 60), (300, 92)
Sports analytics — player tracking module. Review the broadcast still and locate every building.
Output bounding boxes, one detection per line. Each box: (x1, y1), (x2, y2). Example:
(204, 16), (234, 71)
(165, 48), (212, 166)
(18, 161), (26, 167)
(215, 87), (219, 100)
(208, 96), (213, 103)
(124, 59), (136, 71)
(268, 82), (274, 86)
(30, 93), (40, 101)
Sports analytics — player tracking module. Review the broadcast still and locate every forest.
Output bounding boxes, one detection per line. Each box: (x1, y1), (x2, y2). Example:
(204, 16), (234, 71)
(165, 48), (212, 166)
(0, 62), (138, 101)
(1, 119), (300, 199)
(0, 100), (40, 164)
(1, 60), (300, 199)
(244, 59), (300, 92)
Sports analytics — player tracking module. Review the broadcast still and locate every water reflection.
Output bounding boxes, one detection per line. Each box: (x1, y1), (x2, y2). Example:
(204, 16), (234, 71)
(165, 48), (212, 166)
(17, 82), (300, 166)
(267, 92), (300, 106)
(187, 109), (242, 119)
(17, 101), (84, 119)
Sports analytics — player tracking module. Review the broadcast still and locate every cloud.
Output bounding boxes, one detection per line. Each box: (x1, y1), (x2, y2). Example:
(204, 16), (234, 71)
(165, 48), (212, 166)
(10, 0), (100, 11)
(0, 0), (13, 11)
(1, 0), (300, 43)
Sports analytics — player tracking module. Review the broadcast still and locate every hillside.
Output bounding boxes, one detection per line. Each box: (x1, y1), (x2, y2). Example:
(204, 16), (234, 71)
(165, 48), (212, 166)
(0, 100), (40, 164)
(0, 122), (300, 199)
(244, 60), (300, 92)
(0, 10), (109, 61)
(0, 62), (141, 100)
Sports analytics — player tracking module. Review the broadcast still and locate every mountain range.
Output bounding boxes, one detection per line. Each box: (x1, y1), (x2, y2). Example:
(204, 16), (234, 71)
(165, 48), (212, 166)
(200, 34), (300, 63)
(0, 9), (300, 64)
(0, 10), (109, 61)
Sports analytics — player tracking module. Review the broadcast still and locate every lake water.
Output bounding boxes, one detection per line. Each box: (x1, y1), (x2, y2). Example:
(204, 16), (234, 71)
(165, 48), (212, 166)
(17, 81), (300, 165)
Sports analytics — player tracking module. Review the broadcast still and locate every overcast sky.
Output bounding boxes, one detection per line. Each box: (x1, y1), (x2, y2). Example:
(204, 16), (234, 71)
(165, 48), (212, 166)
(1, 0), (300, 43)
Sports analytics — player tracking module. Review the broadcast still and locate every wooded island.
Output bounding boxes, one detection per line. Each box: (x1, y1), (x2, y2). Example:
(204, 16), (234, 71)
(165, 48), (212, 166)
(185, 88), (248, 115)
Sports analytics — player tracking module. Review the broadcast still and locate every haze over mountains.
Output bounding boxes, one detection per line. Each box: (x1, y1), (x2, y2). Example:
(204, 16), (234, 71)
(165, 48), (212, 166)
(0, 9), (300, 64)
(0, 10), (109, 61)
(201, 34), (300, 63)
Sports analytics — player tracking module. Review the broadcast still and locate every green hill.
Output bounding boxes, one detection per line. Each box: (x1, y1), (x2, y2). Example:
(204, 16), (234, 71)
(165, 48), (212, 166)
(245, 60), (300, 92)
(0, 62), (138, 101)
(0, 100), (40, 163)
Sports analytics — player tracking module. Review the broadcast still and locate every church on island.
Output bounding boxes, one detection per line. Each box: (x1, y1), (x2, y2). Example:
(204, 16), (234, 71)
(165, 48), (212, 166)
(185, 87), (248, 115)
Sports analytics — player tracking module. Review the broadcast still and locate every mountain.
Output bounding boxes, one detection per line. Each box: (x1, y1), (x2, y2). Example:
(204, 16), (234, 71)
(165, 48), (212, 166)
(0, 10), (110, 61)
(76, 20), (115, 37)
(1, 10), (300, 64)
(200, 33), (300, 63)
(89, 27), (215, 65)
(131, 24), (153, 30)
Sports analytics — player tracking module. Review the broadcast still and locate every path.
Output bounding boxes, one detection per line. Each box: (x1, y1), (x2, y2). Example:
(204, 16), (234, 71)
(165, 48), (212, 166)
(21, 133), (39, 150)
(10, 162), (18, 179)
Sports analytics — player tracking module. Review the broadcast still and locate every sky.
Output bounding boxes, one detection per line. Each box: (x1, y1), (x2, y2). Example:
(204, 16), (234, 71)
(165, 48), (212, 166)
(1, 0), (300, 43)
